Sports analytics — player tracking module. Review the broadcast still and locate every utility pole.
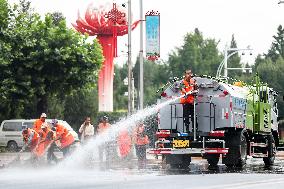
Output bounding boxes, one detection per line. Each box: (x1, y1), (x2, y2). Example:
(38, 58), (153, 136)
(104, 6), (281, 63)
(127, 0), (133, 115)
(139, 0), (144, 110)
(224, 45), (228, 78)
(132, 77), (135, 112)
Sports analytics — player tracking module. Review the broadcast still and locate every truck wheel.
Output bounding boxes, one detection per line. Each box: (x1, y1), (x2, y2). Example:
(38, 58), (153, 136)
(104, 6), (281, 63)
(170, 164), (180, 169)
(181, 155), (191, 169)
(236, 130), (247, 168)
(170, 162), (190, 169)
(180, 160), (191, 169)
(167, 155), (191, 169)
(224, 130), (247, 168)
(161, 155), (167, 169)
(263, 135), (276, 166)
(7, 141), (18, 152)
(207, 154), (219, 167)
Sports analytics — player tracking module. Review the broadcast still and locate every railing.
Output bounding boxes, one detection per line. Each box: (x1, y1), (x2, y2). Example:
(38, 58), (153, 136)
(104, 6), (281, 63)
(169, 101), (216, 133)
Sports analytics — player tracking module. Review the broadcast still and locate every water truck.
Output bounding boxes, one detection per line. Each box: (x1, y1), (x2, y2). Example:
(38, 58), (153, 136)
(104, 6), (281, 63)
(149, 75), (279, 168)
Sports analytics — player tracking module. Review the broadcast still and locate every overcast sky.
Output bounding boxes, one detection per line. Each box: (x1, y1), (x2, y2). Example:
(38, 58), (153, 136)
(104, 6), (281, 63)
(9, 0), (284, 66)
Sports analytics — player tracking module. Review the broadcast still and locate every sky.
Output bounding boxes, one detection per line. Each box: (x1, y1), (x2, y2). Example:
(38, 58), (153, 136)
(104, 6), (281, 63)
(9, 0), (284, 66)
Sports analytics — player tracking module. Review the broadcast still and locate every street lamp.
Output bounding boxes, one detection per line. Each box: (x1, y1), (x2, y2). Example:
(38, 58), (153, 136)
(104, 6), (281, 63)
(139, 0), (144, 110)
(216, 44), (253, 78)
(278, 1), (284, 4)
(126, 0), (144, 113)
(127, 0), (134, 115)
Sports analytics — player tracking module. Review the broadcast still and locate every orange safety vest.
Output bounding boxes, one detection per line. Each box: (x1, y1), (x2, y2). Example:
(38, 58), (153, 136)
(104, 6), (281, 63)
(97, 123), (111, 134)
(55, 124), (75, 149)
(180, 78), (195, 104)
(38, 127), (50, 140)
(33, 119), (45, 133)
(23, 128), (40, 151)
(34, 130), (54, 158)
(134, 131), (149, 146)
(117, 129), (132, 158)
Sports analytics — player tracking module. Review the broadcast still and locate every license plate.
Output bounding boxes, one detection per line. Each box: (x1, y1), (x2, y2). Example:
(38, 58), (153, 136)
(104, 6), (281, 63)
(173, 139), (189, 148)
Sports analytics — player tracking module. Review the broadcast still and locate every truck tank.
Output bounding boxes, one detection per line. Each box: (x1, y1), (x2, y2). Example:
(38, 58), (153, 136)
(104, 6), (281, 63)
(150, 75), (279, 168)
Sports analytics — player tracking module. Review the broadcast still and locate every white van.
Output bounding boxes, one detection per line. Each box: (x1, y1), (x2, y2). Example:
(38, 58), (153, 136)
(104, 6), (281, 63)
(0, 119), (79, 151)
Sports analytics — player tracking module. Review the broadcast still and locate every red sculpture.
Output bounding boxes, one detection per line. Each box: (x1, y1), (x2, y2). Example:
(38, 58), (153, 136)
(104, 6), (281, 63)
(73, 3), (139, 112)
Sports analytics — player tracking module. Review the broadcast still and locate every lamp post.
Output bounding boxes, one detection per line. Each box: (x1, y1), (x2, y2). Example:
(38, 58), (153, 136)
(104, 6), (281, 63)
(127, 0), (134, 115)
(139, 0), (144, 110)
(217, 44), (253, 78)
(278, 1), (284, 4)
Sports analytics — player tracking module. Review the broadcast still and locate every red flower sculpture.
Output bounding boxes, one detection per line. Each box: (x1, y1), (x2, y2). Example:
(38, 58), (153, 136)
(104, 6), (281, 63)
(73, 3), (139, 112)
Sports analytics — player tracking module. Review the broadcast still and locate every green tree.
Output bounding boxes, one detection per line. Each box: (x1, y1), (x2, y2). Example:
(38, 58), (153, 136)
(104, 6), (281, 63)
(113, 29), (225, 110)
(63, 88), (98, 131)
(256, 25), (284, 117)
(29, 15), (103, 115)
(0, 0), (9, 29)
(0, 0), (37, 118)
(0, 0), (103, 119)
(113, 57), (169, 110)
(167, 28), (222, 77)
(266, 25), (284, 62)
(50, 11), (65, 26)
(256, 57), (284, 116)
(227, 34), (242, 78)
(0, 0), (11, 121)
(113, 64), (128, 111)
(133, 58), (169, 107)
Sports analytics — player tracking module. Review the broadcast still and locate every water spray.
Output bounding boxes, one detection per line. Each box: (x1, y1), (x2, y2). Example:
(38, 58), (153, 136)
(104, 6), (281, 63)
(59, 95), (185, 169)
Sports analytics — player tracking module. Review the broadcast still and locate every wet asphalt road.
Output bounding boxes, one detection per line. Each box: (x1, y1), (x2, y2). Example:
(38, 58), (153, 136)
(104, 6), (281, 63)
(0, 152), (284, 189)
(1, 151), (284, 174)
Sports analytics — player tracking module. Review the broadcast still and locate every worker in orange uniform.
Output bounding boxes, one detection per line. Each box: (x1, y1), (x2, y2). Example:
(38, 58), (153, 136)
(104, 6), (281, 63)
(133, 123), (149, 169)
(22, 128), (40, 160)
(40, 123), (58, 164)
(33, 113), (47, 133)
(38, 123), (52, 141)
(180, 69), (198, 133)
(97, 116), (111, 167)
(117, 129), (132, 159)
(51, 119), (75, 157)
(35, 123), (55, 158)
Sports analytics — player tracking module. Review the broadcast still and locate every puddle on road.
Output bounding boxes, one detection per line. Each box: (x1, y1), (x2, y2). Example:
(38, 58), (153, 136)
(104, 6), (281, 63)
(148, 158), (284, 176)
